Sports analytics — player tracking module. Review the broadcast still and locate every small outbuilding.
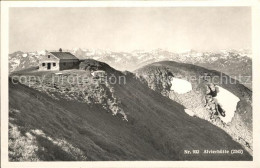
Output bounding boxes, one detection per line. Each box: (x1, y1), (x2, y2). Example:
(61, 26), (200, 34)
(39, 48), (79, 71)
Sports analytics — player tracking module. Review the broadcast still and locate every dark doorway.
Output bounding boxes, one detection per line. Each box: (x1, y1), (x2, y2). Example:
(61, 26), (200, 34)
(47, 63), (51, 70)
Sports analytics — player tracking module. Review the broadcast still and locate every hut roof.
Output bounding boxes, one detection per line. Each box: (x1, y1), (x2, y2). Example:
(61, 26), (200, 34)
(50, 52), (78, 60)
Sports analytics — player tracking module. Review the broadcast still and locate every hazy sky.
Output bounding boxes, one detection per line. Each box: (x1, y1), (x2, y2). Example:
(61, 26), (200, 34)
(9, 7), (251, 53)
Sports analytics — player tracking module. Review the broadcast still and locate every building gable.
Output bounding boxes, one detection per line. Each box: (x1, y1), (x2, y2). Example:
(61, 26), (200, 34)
(39, 52), (60, 62)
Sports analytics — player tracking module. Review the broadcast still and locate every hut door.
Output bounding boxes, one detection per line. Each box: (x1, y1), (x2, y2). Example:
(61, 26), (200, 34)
(47, 63), (51, 70)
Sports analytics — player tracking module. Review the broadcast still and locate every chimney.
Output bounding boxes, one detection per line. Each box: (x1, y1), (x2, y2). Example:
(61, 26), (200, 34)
(59, 48), (62, 52)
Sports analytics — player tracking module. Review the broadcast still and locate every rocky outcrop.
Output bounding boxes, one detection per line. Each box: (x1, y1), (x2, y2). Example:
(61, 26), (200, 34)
(205, 84), (225, 119)
(136, 67), (173, 97)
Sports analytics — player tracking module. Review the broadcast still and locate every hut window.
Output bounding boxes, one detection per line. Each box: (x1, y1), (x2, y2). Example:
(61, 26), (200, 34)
(63, 62), (66, 66)
(48, 55), (50, 58)
(42, 63), (45, 66)
(53, 63), (56, 66)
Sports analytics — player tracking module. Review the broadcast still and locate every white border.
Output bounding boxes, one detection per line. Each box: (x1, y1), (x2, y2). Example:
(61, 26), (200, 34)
(0, 1), (255, 7)
(1, 1), (260, 168)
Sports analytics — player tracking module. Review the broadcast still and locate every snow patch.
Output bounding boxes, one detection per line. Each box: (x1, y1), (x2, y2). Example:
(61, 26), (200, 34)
(184, 109), (195, 116)
(214, 86), (240, 123)
(170, 78), (192, 94)
(22, 54), (28, 57)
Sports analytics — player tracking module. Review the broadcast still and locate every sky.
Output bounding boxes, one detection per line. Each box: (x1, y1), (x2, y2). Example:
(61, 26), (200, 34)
(9, 7), (251, 53)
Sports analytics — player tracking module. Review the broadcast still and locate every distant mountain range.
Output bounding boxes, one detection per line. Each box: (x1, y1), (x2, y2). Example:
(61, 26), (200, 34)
(9, 48), (252, 89)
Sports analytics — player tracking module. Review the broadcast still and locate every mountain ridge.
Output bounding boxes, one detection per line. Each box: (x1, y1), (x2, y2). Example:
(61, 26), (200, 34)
(8, 59), (252, 161)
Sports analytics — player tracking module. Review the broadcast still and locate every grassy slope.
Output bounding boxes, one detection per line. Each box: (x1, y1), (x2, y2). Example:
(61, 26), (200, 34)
(9, 70), (252, 161)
